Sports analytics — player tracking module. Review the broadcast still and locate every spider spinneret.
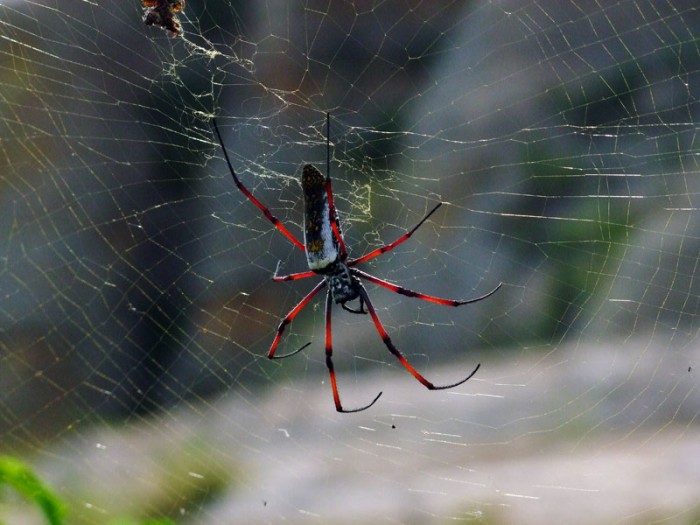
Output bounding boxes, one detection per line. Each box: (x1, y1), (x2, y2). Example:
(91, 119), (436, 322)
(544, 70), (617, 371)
(212, 113), (501, 413)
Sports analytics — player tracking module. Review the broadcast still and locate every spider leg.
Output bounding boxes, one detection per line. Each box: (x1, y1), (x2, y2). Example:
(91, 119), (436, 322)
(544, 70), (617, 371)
(341, 295), (367, 314)
(323, 113), (349, 259)
(325, 290), (382, 413)
(357, 283), (481, 390)
(272, 261), (317, 282)
(348, 202), (443, 266)
(212, 118), (305, 252)
(273, 342), (311, 360)
(353, 268), (502, 306)
(268, 280), (326, 359)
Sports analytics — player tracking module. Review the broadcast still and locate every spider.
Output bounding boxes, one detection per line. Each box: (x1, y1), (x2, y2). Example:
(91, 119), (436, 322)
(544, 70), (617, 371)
(212, 114), (501, 412)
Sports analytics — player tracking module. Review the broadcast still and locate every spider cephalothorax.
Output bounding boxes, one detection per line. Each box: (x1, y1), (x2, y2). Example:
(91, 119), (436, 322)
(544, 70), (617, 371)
(326, 262), (360, 303)
(212, 114), (501, 412)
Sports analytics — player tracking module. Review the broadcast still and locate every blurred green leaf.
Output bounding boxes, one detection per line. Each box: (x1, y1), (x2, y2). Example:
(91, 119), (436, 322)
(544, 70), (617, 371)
(0, 455), (67, 525)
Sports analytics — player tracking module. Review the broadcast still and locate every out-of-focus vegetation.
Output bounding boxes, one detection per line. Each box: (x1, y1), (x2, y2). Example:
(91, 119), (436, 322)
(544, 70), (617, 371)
(0, 456), (66, 525)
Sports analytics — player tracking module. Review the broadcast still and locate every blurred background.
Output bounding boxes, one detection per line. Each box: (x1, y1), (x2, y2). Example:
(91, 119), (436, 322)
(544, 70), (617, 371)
(1, 0), (699, 523)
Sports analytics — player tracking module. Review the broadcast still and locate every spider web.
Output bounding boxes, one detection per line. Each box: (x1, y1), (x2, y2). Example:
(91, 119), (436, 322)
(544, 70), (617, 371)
(2, 1), (700, 523)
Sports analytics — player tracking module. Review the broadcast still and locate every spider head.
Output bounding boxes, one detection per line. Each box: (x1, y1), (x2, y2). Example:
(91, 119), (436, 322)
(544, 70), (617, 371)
(325, 262), (361, 305)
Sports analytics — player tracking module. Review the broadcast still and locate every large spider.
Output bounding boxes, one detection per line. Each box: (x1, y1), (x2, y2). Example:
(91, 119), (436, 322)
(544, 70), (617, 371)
(212, 114), (501, 412)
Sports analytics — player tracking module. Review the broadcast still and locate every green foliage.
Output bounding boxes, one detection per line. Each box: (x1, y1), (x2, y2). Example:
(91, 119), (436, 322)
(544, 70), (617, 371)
(0, 455), (67, 525)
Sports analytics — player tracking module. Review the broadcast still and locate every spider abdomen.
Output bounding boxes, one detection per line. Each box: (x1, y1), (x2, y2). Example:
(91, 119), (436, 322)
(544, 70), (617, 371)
(302, 164), (340, 271)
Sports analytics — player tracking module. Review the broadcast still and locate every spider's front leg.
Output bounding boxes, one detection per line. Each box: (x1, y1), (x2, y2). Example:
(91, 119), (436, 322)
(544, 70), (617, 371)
(324, 290), (382, 413)
(357, 283), (481, 390)
(268, 280), (326, 360)
(341, 295), (367, 315)
(353, 268), (502, 306)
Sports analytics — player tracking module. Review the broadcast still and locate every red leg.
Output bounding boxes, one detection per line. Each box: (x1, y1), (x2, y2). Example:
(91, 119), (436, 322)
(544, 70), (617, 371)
(212, 119), (305, 252)
(273, 271), (316, 282)
(324, 290), (383, 413)
(357, 284), (480, 390)
(353, 268), (502, 306)
(268, 280), (326, 359)
(348, 203), (442, 266)
(272, 261), (317, 282)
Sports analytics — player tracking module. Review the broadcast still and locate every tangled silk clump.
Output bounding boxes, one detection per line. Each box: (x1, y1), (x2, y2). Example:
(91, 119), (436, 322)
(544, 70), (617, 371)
(142, 0), (185, 37)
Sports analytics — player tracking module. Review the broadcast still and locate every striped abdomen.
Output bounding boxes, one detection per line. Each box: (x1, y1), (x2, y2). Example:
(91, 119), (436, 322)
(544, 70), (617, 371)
(302, 164), (340, 272)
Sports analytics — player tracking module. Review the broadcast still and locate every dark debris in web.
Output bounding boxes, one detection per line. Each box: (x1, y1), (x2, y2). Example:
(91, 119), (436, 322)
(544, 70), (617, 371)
(142, 0), (185, 37)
